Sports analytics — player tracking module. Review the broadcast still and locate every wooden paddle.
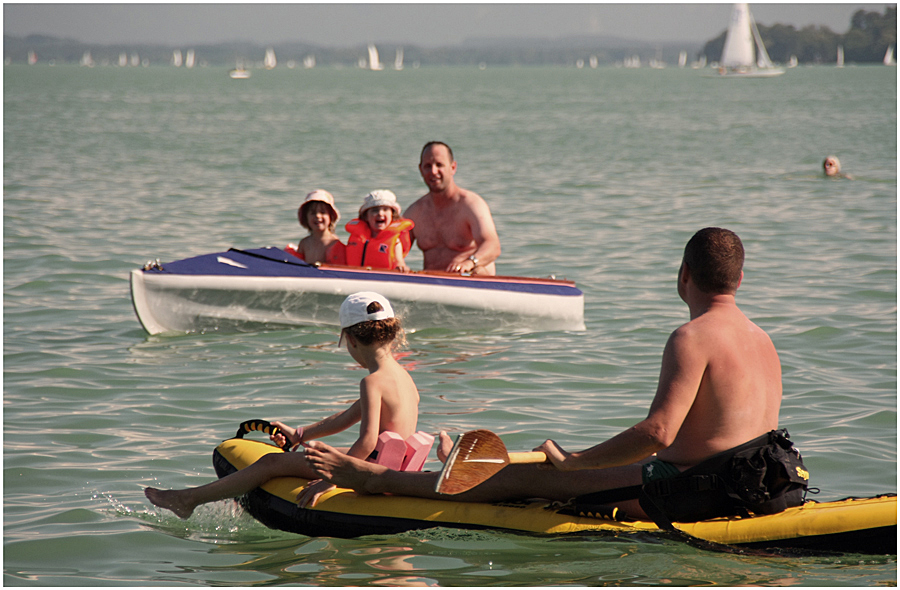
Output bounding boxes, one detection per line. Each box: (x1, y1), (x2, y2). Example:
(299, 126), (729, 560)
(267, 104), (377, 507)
(434, 429), (550, 495)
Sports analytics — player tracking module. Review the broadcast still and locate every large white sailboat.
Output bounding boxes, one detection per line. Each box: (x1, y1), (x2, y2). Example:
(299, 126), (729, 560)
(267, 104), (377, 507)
(367, 44), (384, 70)
(715, 3), (784, 77)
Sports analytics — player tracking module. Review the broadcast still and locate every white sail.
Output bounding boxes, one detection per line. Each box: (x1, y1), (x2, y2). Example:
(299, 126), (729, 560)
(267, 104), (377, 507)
(368, 44), (383, 70)
(173, 50), (183, 67)
(303, 55), (316, 68)
(264, 48), (276, 69)
(185, 49), (195, 69)
(716, 4), (784, 77)
(678, 51), (687, 67)
(119, 52), (128, 67)
(589, 55), (598, 68)
(836, 45), (844, 67)
(884, 45), (895, 65)
(394, 47), (404, 70)
(788, 55), (798, 68)
(720, 4), (755, 67)
(81, 51), (95, 67)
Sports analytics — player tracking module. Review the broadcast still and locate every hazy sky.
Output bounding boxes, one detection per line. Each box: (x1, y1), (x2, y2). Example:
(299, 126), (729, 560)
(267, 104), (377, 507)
(3, 4), (891, 47)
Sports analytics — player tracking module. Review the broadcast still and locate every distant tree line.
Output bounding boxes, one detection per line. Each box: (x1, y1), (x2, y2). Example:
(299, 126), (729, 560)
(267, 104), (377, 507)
(4, 6), (896, 67)
(701, 6), (897, 64)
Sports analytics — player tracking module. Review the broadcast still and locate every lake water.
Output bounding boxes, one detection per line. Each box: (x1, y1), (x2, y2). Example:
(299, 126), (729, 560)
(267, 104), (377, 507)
(4, 63), (896, 585)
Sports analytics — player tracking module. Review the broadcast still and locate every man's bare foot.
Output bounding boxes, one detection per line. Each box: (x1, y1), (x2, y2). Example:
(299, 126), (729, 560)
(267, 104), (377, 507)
(436, 431), (455, 463)
(304, 441), (388, 494)
(144, 487), (196, 520)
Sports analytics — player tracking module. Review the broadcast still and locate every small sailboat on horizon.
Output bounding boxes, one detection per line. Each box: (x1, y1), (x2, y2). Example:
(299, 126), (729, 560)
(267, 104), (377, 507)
(884, 45), (896, 65)
(264, 48), (277, 70)
(836, 45), (844, 67)
(367, 44), (384, 71)
(713, 3), (784, 77)
(394, 47), (404, 70)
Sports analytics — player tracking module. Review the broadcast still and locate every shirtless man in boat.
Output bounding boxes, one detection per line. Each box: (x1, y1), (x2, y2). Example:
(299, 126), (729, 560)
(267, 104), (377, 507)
(403, 142), (501, 276)
(300, 228), (784, 517)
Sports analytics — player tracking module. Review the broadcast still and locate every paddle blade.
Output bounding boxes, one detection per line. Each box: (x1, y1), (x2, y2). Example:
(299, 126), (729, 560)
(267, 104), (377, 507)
(434, 430), (510, 495)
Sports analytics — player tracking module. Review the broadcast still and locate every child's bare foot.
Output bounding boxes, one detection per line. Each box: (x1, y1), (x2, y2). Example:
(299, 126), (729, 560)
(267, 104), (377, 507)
(304, 441), (388, 494)
(436, 431), (455, 463)
(144, 487), (196, 520)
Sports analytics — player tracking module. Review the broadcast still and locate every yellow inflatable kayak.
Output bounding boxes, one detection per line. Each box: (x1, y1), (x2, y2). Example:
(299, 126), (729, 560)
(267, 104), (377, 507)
(213, 438), (896, 554)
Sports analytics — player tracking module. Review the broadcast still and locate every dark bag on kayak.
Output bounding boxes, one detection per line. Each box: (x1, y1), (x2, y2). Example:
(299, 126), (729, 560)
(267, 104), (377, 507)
(570, 429), (810, 528)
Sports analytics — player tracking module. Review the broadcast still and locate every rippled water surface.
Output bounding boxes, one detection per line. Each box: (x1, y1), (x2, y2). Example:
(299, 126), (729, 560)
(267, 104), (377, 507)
(4, 64), (896, 585)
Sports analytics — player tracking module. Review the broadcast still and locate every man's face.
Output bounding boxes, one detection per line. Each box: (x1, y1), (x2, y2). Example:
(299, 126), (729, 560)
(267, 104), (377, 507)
(419, 145), (456, 192)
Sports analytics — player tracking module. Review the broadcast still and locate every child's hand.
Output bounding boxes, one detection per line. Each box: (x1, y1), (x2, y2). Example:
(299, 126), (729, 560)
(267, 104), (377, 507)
(395, 262), (410, 273)
(296, 479), (335, 508)
(270, 420), (301, 450)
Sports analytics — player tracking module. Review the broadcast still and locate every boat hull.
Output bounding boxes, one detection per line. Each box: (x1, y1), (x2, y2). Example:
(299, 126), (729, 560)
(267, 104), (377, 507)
(131, 247), (585, 334)
(214, 438), (897, 554)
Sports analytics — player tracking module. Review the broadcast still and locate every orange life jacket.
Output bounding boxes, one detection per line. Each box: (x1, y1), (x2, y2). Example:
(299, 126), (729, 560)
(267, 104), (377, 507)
(284, 241), (347, 265)
(344, 218), (414, 269)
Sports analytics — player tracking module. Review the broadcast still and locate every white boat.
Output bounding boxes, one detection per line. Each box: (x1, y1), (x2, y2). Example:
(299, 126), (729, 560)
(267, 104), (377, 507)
(185, 49), (195, 69)
(678, 51), (687, 68)
(368, 44), (383, 70)
(589, 55), (598, 69)
(836, 45), (844, 67)
(714, 3), (785, 78)
(27, 50), (37, 65)
(691, 55), (707, 69)
(303, 55), (316, 69)
(130, 247), (586, 335)
(229, 62), (251, 79)
(264, 48), (276, 70)
(80, 51), (95, 67)
(884, 45), (895, 66)
(787, 55), (798, 68)
(130, 53), (140, 67)
(173, 50), (183, 67)
(394, 47), (404, 70)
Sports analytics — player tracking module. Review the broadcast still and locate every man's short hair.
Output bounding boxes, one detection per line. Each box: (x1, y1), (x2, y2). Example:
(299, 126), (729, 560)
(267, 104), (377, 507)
(683, 227), (744, 293)
(420, 141), (454, 165)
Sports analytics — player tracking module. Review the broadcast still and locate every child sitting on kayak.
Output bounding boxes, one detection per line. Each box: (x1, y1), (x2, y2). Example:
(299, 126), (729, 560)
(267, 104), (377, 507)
(144, 291), (420, 516)
(345, 190), (414, 272)
(285, 190), (347, 265)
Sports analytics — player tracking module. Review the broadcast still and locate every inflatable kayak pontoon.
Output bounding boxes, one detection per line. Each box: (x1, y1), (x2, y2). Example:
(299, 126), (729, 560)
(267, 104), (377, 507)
(131, 247), (585, 335)
(213, 437), (897, 554)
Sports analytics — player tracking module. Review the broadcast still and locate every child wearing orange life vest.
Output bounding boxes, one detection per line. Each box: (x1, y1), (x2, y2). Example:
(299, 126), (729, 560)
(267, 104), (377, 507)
(285, 190), (347, 265)
(345, 190), (414, 272)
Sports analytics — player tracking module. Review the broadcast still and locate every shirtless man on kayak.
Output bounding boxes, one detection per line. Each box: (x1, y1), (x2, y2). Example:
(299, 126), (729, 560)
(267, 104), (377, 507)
(404, 142), (501, 276)
(301, 228), (783, 517)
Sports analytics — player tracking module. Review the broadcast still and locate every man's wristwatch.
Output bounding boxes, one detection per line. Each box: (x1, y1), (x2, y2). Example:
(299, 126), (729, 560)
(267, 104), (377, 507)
(468, 255), (479, 267)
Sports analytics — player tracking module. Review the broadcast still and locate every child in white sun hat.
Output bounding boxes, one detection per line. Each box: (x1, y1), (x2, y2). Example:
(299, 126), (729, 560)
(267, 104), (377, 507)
(285, 190), (347, 265)
(344, 190), (414, 272)
(144, 291), (426, 515)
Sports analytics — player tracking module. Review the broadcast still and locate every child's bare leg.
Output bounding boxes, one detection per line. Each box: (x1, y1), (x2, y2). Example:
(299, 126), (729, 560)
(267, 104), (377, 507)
(145, 452), (313, 519)
(436, 431), (455, 463)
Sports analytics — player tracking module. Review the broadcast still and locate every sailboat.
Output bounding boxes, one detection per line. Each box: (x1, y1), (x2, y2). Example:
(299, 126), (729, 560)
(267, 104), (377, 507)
(367, 44), (384, 70)
(884, 45), (896, 66)
(836, 45), (844, 67)
(787, 55), (798, 68)
(172, 50), (183, 67)
(394, 47), (404, 70)
(678, 51), (687, 68)
(185, 49), (195, 69)
(264, 48), (277, 70)
(27, 50), (37, 65)
(303, 55), (316, 69)
(715, 3), (784, 77)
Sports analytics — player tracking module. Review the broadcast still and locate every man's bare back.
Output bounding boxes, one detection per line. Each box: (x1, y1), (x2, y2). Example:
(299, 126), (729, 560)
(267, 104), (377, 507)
(405, 142), (501, 275)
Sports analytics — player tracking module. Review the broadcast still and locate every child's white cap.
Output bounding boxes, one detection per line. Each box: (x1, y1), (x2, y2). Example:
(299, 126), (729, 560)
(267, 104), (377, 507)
(299, 190), (340, 228)
(359, 190), (401, 218)
(339, 291), (394, 329)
